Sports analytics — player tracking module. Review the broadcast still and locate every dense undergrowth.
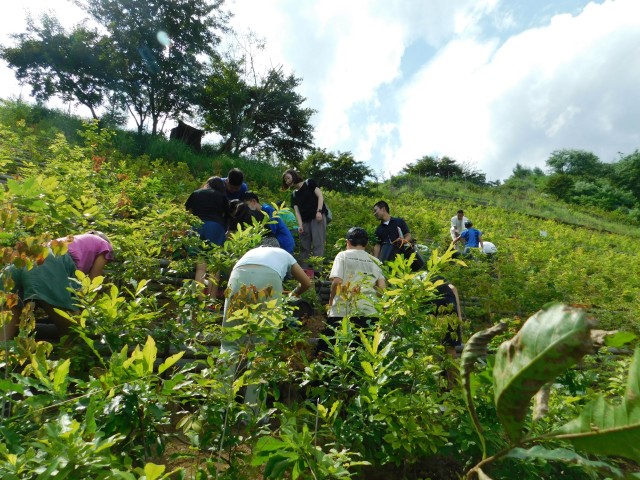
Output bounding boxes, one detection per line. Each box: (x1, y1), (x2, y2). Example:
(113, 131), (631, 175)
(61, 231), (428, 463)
(1, 101), (639, 479)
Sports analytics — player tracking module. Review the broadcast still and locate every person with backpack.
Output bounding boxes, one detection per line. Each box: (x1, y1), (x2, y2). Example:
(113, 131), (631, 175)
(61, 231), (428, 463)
(282, 169), (328, 269)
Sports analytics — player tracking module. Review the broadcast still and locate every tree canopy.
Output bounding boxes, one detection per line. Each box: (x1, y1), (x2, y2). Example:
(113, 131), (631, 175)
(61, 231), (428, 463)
(1, 0), (229, 134)
(298, 149), (373, 193)
(0, 14), (109, 120)
(545, 149), (610, 179)
(613, 150), (640, 203)
(199, 57), (315, 164)
(402, 155), (486, 185)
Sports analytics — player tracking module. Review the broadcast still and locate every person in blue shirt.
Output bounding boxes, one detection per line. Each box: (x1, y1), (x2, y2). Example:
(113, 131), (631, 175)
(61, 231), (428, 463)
(242, 191), (295, 254)
(453, 220), (483, 255)
(222, 168), (248, 201)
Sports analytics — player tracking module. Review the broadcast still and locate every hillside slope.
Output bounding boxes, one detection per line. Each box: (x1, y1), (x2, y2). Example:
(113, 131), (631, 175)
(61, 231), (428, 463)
(2, 101), (640, 479)
(2, 101), (638, 334)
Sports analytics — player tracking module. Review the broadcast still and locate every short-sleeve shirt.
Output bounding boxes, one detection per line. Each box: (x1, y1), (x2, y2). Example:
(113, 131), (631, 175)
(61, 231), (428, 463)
(222, 178), (248, 201)
(64, 234), (114, 273)
(375, 217), (410, 245)
(185, 188), (229, 225)
(460, 228), (482, 247)
(329, 249), (384, 317)
(291, 179), (325, 222)
(234, 246), (298, 280)
(262, 204), (295, 254)
(276, 207), (298, 231)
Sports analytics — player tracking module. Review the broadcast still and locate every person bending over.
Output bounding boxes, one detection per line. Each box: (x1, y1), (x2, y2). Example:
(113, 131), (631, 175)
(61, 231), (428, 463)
(242, 191), (295, 254)
(220, 243), (311, 414)
(1, 231), (114, 341)
(453, 220), (483, 255)
(282, 169), (327, 269)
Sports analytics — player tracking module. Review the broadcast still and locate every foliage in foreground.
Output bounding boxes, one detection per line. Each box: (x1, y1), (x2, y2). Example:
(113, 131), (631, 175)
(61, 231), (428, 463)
(462, 304), (640, 479)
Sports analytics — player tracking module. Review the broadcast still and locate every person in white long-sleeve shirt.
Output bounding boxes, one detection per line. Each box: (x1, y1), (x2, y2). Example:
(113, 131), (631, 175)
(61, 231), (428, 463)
(450, 209), (469, 241)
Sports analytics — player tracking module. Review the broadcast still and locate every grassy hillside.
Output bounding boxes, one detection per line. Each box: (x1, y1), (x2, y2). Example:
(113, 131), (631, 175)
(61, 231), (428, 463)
(2, 99), (638, 332)
(2, 101), (639, 478)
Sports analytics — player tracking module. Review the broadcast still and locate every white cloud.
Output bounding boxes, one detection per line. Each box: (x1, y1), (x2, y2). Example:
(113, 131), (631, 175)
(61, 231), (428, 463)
(388, 38), (498, 173)
(387, 0), (640, 179)
(354, 121), (396, 165)
(229, 0), (501, 153)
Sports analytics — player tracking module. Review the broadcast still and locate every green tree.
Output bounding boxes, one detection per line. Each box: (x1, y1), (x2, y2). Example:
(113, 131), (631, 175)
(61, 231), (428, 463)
(571, 180), (635, 211)
(403, 154), (436, 176)
(80, 0), (229, 135)
(1, 14), (110, 120)
(613, 150), (640, 203)
(510, 163), (545, 179)
(543, 173), (575, 201)
(2, 0), (228, 134)
(299, 148), (373, 193)
(501, 163), (546, 192)
(403, 154), (486, 185)
(200, 57), (315, 164)
(545, 149), (610, 179)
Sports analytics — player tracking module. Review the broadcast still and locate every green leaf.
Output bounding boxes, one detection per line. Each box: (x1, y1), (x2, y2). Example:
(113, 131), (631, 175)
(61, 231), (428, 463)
(265, 455), (296, 479)
(460, 321), (508, 459)
(0, 379), (25, 395)
(328, 400), (341, 421)
(494, 304), (594, 441)
(143, 462), (165, 480)
(158, 351), (185, 375)
(605, 331), (637, 348)
(52, 358), (70, 395)
(251, 436), (288, 466)
(142, 336), (157, 375)
(361, 361), (375, 378)
(554, 347), (640, 463)
(505, 446), (626, 478)
(372, 328), (384, 354)
(85, 395), (98, 437)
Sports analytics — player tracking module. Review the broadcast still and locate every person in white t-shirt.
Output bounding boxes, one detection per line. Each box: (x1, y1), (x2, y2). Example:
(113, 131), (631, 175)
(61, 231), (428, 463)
(318, 227), (386, 353)
(219, 243), (311, 415)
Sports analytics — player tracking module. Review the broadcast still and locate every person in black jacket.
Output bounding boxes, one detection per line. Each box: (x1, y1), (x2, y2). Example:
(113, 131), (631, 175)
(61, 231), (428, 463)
(185, 176), (230, 246)
(372, 200), (412, 262)
(185, 176), (230, 298)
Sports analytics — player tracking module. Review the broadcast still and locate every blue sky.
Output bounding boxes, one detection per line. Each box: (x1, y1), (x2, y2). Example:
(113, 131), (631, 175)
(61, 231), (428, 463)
(228, 0), (640, 180)
(3, 0), (640, 181)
